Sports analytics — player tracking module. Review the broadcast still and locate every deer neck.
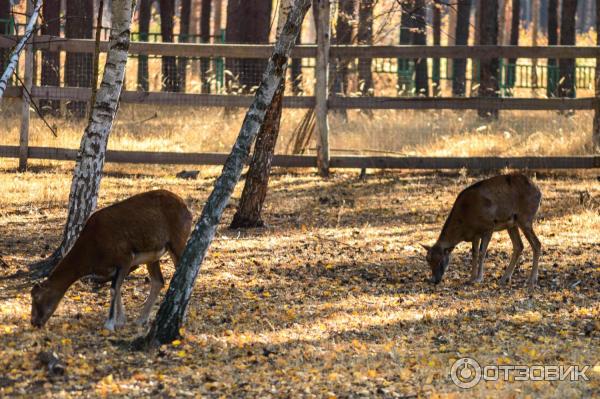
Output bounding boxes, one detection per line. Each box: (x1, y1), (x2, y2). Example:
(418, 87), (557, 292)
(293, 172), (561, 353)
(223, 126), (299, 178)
(46, 253), (89, 294)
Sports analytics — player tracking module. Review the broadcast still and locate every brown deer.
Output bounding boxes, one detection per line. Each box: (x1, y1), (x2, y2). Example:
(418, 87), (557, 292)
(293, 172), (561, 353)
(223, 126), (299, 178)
(31, 190), (193, 331)
(422, 174), (542, 289)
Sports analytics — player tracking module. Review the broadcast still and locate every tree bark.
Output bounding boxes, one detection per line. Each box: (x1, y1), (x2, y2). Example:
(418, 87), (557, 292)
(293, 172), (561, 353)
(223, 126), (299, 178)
(159, 0), (177, 92)
(592, 0), (600, 149)
(357, 0), (373, 96)
(478, 0), (499, 118)
(0, 0), (42, 102)
(225, 0), (273, 92)
(335, 0), (356, 96)
(65, 0), (94, 118)
(139, 0), (311, 348)
(290, 29), (303, 95)
(40, 0), (61, 115)
(432, 2), (441, 96)
(0, 0), (10, 77)
(413, 0), (428, 96)
(177, 0), (192, 92)
(137, 0), (151, 91)
(546, 0), (558, 97)
(229, 0), (293, 229)
(507, 0), (520, 90)
(558, 0), (578, 98)
(452, 0), (471, 96)
(29, 0), (135, 278)
(200, 0), (211, 93)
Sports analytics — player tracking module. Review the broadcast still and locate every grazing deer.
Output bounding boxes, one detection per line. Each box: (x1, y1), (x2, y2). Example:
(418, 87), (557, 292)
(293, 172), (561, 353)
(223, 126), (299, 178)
(422, 174), (542, 289)
(31, 190), (193, 331)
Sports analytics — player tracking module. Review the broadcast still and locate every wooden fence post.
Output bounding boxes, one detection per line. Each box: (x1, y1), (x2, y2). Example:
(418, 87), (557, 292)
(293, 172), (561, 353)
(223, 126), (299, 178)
(19, 0), (34, 172)
(315, 0), (330, 177)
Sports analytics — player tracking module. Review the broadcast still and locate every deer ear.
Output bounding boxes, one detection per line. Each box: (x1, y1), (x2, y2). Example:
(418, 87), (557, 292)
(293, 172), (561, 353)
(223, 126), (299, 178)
(420, 244), (432, 252)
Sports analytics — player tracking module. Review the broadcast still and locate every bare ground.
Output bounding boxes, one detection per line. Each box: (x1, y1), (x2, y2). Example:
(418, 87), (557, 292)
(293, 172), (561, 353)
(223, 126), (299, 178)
(0, 161), (599, 398)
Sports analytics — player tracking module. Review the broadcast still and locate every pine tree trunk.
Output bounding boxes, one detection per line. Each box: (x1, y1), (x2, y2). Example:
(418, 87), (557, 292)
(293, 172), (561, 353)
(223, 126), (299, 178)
(159, 0), (177, 92)
(558, 0), (578, 98)
(225, 0), (273, 93)
(200, 0), (211, 93)
(358, 0), (373, 96)
(29, 0), (135, 278)
(0, 0), (10, 76)
(547, 0), (558, 97)
(290, 31), (303, 95)
(507, 0), (520, 90)
(432, 2), (441, 96)
(65, 0), (94, 118)
(40, 0), (60, 115)
(592, 0), (600, 149)
(413, 0), (428, 97)
(452, 0), (471, 96)
(229, 0), (293, 229)
(177, 0), (192, 92)
(137, 0), (151, 91)
(139, 0), (311, 348)
(477, 0), (499, 118)
(398, 0), (414, 95)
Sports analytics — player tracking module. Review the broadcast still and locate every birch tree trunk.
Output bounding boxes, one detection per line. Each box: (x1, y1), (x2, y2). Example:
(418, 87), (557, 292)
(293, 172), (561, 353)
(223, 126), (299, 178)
(139, 0), (311, 348)
(29, 0), (135, 278)
(229, 0), (294, 229)
(0, 0), (42, 102)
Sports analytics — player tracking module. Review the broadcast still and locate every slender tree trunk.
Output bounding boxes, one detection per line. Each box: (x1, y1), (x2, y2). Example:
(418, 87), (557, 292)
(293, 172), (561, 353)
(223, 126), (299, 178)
(413, 0), (428, 96)
(507, 0), (520, 90)
(65, 0), (94, 118)
(177, 0), (192, 92)
(0, 0), (10, 77)
(558, 0), (578, 98)
(432, 2), (441, 96)
(29, 0), (135, 278)
(593, 0), (600, 149)
(335, 0), (356, 96)
(137, 0), (151, 91)
(398, 0), (414, 95)
(225, 0), (273, 92)
(547, 0), (558, 97)
(229, 0), (293, 229)
(478, 0), (499, 118)
(532, 0), (540, 90)
(40, 0), (60, 115)
(159, 0), (177, 92)
(290, 28), (303, 95)
(200, 0), (211, 93)
(358, 0), (373, 96)
(452, 0), (471, 96)
(139, 0), (311, 348)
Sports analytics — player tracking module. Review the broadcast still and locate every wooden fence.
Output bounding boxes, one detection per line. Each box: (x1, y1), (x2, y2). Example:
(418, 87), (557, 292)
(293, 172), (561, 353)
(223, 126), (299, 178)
(1, 27), (600, 173)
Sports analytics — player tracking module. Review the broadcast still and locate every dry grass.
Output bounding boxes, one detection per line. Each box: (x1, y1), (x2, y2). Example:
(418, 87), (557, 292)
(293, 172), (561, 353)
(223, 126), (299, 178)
(0, 100), (597, 158)
(0, 164), (599, 398)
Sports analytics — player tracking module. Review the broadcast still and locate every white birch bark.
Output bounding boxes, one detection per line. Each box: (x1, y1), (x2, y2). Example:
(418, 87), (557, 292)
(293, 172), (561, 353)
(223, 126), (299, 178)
(0, 0), (42, 103)
(30, 0), (135, 278)
(139, 0), (312, 348)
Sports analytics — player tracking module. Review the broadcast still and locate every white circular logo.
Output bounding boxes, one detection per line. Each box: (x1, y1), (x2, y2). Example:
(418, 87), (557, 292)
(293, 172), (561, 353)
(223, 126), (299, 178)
(450, 357), (482, 389)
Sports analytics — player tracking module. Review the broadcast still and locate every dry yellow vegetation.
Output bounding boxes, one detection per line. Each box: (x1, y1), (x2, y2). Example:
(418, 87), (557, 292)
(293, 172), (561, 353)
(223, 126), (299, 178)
(0, 163), (598, 397)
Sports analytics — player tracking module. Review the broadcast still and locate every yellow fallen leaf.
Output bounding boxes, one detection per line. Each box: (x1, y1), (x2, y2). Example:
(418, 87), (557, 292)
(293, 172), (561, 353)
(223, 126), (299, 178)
(171, 340), (182, 347)
(367, 369), (378, 378)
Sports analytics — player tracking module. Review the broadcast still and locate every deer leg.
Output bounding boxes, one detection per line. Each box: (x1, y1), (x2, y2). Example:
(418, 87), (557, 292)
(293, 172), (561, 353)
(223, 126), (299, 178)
(520, 223), (542, 289)
(500, 226), (524, 285)
(104, 266), (128, 331)
(136, 261), (164, 326)
(471, 231), (492, 284)
(468, 237), (481, 283)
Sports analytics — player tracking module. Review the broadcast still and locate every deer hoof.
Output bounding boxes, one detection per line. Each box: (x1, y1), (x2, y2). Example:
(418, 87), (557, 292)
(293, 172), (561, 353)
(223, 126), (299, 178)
(104, 319), (116, 332)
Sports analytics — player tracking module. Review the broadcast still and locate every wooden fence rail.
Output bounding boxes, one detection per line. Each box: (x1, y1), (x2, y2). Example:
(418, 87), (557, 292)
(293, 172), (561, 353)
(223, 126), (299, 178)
(0, 145), (598, 169)
(1, 16), (600, 173)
